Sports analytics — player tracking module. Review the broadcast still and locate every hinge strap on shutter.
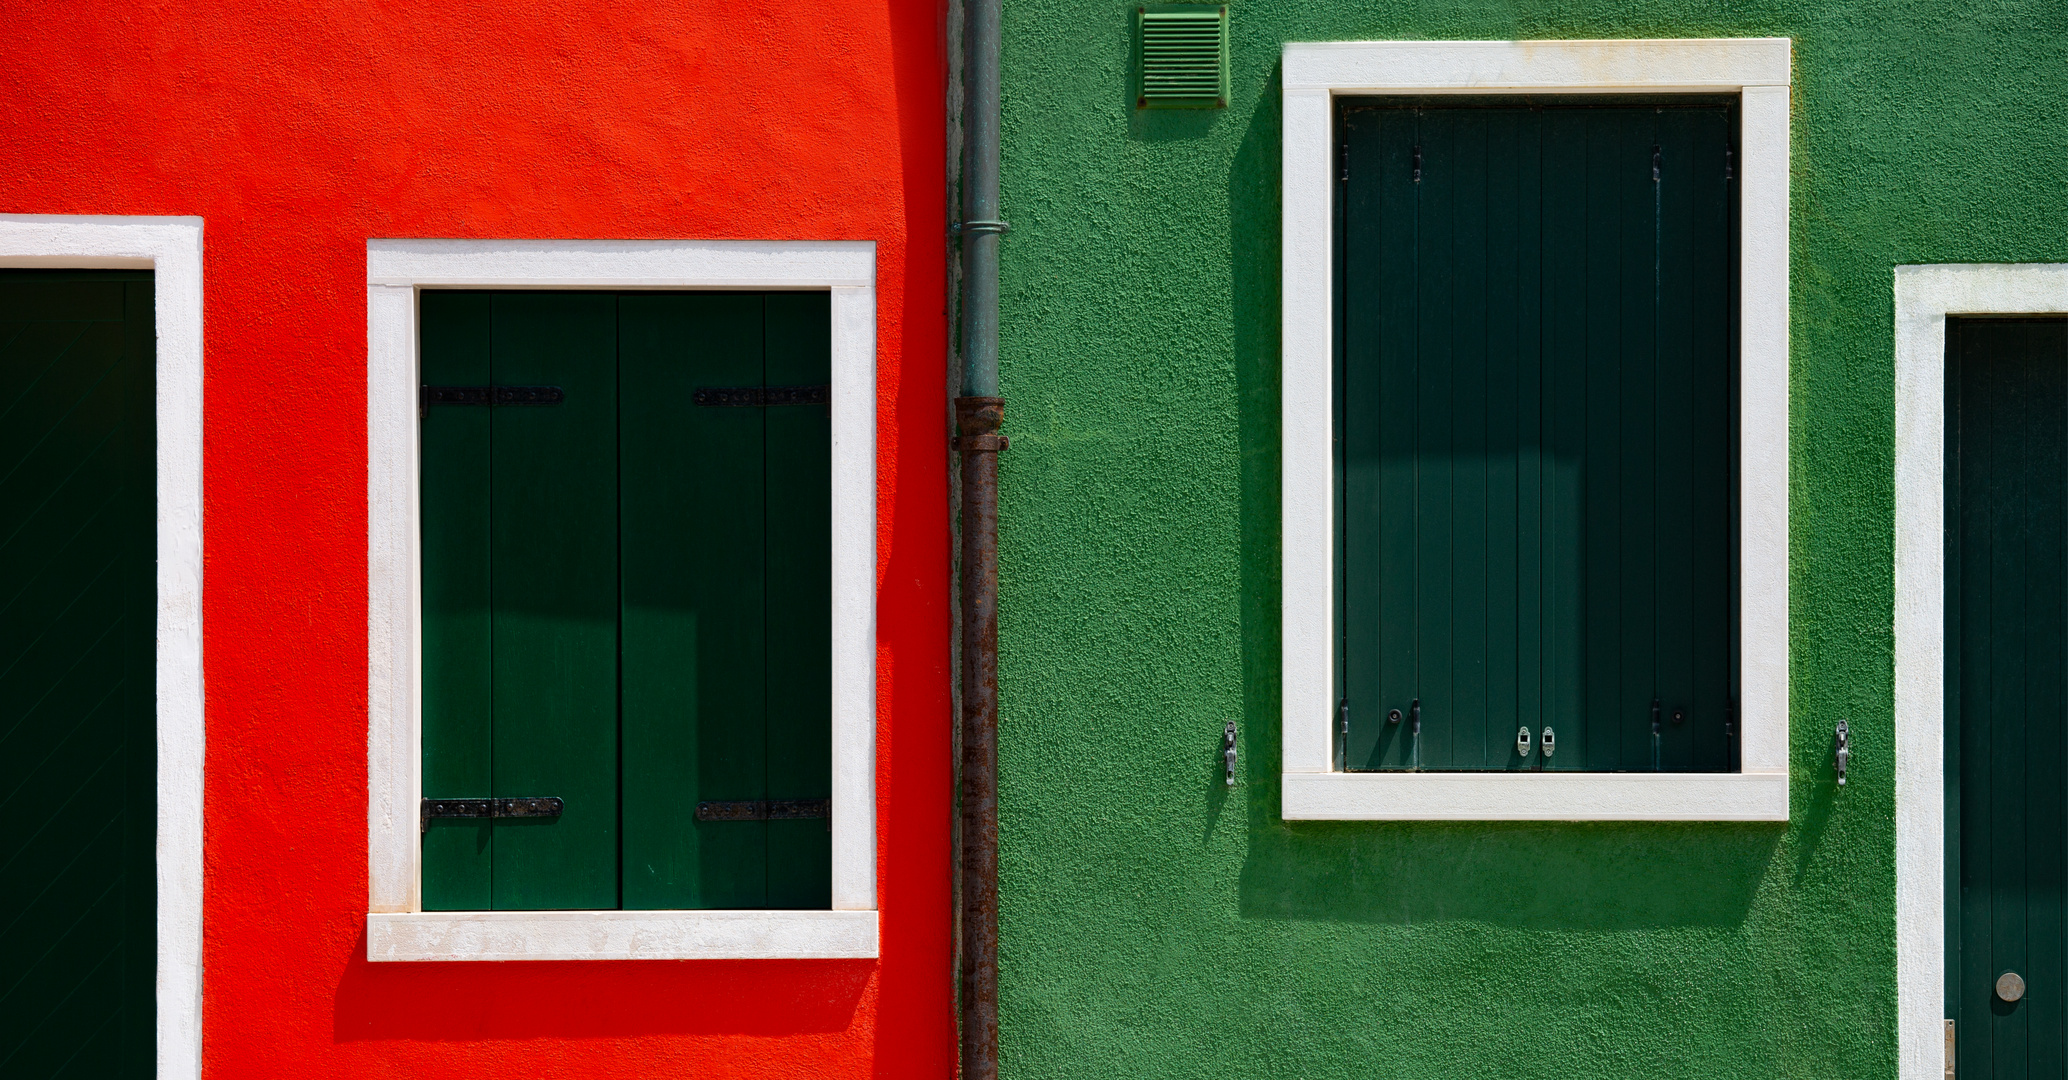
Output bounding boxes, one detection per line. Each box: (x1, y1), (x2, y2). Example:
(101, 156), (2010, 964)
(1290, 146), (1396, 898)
(420, 796), (564, 834)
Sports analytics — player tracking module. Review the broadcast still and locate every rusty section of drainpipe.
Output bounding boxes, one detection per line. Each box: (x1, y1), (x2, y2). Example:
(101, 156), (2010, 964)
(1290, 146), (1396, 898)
(955, 395), (1004, 1080)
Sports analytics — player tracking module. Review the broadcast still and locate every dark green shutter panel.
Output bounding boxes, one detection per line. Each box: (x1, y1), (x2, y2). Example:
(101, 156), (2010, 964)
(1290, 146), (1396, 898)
(0, 271), (156, 1076)
(1135, 4), (1227, 109)
(1338, 102), (1737, 772)
(1949, 319), (2068, 1080)
(423, 291), (832, 911)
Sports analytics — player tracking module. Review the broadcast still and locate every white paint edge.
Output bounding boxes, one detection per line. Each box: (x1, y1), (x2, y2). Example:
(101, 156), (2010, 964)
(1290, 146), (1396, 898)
(366, 239), (879, 959)
(1283, 38), (1792, 92)
(366, 239), (875, 288)
(0, 213), (206, 1080)
(1283, 771), (1788, 821)
(1892, 263), (2068, 1080)
(1278, 40), (1792, 819)
(366, 909), (879, 962)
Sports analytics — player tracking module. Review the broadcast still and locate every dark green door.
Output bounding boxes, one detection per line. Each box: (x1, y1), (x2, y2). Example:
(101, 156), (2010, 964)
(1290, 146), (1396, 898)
(1949, 318), (2068, 1079)
(0, 271), (156, 1077)
(1337, 100), (1738, 772)
(420, 290), (831, 911)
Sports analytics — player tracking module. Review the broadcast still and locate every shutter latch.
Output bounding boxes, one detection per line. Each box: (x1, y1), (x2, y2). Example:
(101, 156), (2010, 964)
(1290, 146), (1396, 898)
(1223, 720), (1239, 786)
(692, 384), (830, 407)
(695, 799), (831, 821)
(420, 796), (564, 835)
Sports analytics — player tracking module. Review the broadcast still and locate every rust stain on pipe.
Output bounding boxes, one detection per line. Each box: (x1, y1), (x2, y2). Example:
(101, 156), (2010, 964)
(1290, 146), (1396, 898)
(956, 395), (1004, 1080)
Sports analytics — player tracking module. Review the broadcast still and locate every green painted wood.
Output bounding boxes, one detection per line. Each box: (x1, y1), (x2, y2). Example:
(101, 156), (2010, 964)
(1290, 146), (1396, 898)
(419, 291), (494, 910)
(762, 290), (833, 909)
(0, 271), (155, 1078)
(620, 291), (769, 910)
(421, 290), (833, 911)
(1540, 107), (1589, 768)
(1951, 318), (2068, 1080)
(488, 292), (620, 910)
(1338, 101), (1736, 771)
(1339, 103), (1419, 769)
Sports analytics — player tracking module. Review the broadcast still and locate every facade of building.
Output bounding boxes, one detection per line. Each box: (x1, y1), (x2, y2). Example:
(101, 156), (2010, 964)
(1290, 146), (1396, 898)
(7, 1), (2068, 1078)
(993, 7), (2068, 1080)
(0, 1), (954, 1078)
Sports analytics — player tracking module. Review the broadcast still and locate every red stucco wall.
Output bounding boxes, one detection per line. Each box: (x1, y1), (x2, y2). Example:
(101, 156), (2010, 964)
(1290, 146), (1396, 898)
(0, 1), (951, 1076)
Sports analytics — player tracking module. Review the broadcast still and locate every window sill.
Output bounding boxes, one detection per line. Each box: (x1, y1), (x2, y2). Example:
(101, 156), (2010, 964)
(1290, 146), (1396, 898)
(1281, 770), (1789, 821)
(365, 909), (880, 962)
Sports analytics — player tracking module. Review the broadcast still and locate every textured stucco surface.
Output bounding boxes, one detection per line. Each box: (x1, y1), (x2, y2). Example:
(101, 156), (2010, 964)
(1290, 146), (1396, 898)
(0, 1), (952, 1076)
(995, 3), (2068, 1076)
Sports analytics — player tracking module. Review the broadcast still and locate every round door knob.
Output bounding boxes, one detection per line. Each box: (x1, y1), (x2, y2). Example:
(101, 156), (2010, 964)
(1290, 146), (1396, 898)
(1997, 971), (2027, 1003)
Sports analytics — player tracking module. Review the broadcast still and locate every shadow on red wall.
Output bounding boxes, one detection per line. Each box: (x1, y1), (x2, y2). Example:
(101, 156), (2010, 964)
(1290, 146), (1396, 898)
(334, 931), (876, 1041)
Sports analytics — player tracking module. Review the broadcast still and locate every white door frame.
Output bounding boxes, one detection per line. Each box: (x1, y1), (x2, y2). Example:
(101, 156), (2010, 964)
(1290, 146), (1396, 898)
(1893, 262), (2068, 1080)
(0, 214), (207, 1080)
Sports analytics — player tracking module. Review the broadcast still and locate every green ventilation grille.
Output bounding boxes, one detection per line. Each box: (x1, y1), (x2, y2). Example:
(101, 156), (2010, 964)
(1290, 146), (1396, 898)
(1136, 5), (1228, 109)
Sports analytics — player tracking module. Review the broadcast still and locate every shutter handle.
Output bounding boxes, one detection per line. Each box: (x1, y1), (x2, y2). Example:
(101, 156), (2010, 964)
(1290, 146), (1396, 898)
(1222, 721), (1239, 786)
(1834, 720), (1851, 786)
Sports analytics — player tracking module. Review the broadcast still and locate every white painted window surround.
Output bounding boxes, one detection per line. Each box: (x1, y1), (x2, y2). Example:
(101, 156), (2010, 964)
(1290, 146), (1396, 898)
(1892, 263), (2068, 1080)
(1280, 39), (1793, 821)
(0, 214), (206, 1080)
(365, 240), (879, 961)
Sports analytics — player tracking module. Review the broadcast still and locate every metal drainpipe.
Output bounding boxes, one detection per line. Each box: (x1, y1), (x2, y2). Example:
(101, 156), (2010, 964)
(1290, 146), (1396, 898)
(955, 0), (1005, 1068)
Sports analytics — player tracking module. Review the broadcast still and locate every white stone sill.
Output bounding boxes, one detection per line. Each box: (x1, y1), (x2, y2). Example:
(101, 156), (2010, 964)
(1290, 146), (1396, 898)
(1282, 770), (1789, 821)
(366, 909), (879, 962)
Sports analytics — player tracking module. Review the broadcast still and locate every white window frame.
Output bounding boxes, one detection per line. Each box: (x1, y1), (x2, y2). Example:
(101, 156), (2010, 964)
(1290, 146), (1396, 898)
(1280, 39), (1793, 821)
(1891, 263), (2068, 1080)
(0, 214), (207, 1080)
(364, 239), (879, 961)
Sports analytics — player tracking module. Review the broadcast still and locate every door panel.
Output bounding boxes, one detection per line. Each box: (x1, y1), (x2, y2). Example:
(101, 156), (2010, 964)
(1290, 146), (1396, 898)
(1952, 318), (2068, 1079)
(0, 271), (155, 1077)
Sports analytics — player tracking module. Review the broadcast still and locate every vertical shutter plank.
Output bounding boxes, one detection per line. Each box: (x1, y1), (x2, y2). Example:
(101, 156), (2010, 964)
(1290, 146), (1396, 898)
(620, 292), (769, 910)
(1653, 112), (1698, 772)
(488, 292), (620, 910)
(1540, 108), (1590, 770)
(1482, 109), (1527, 767)
(1415, 108), (1456, 769)
(762, 291), (834, 909)
(1616, 109), (1660, 773)
(1446, 108), (1491, 769)
(420, 290), (493, 910)
(1689, 106), (1738, 772)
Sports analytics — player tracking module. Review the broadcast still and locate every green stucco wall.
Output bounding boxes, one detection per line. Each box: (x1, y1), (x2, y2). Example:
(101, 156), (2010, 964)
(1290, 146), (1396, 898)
(994, 3), (2068, 1076)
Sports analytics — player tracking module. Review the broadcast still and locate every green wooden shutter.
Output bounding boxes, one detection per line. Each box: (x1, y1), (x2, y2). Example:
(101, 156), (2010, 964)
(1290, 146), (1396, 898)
(424, 290), (832, 911)
(620, 292), (770, 910)
(1949, 318), (2068, 1078)
(420, 291), (495, 909)
(761, 291), (834, 909)
(1339, 102), (1737, 772)
(0, 271), (156, 1075)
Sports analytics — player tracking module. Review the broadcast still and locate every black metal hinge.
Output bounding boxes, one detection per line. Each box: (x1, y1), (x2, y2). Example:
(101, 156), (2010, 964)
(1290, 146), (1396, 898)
(692, 384), (830, 407)
(420, 385), (564, 417)
(420, 796), (563, 834)
(694, 798), (830, 821)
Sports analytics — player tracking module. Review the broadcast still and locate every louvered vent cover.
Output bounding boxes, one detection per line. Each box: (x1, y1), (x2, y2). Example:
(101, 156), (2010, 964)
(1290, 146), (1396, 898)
(1136, 5), (1227, 109)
